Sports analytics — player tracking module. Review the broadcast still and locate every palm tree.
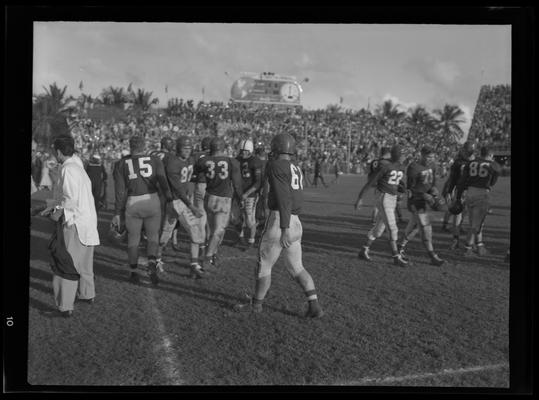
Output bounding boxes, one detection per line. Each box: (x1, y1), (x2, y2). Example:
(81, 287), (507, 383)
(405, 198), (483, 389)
(99, 86), (128, 108)
(405, 105), (438, 131)
(76, 93), (95, 111)
(130, 88), (159, 111)
(32, 83), (72, 146)
(433, 104), (466, 143)
(375, 99), (405, 127)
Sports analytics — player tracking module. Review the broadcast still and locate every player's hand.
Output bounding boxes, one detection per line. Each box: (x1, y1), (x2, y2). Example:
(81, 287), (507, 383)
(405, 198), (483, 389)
(354, 199), (363, 211)
(280, 228), (293, 248)
(190, 205), (203, 218)
(39, 206), (54, 217)
(49, 207), (63, 222)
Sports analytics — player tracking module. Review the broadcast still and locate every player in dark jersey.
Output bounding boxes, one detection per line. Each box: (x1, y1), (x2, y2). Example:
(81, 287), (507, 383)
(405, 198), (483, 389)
(441, 142), (475, 249)
(113, 136), (173, 285)
(157, 136), (205, 278)
(254, 142), (269, 228)
(368, 147), (391, 224)
(191, 136), (213, 258)
(149, 136), (175, 162)
(149, 136), (176, 258)
(456, 145), (501, 256)
(234, 133), (323, 318)
(354, 145), (408, 267)
(235, 139), (264, 248)
(398, 146), (445, 266)
(196, 137), (243, 267)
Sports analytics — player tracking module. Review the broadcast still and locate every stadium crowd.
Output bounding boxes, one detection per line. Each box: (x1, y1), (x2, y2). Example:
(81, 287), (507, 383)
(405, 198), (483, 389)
(32, 84), (512, 188)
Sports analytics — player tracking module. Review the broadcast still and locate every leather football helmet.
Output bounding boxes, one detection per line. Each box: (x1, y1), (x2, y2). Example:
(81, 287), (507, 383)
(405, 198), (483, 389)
(176, 136), (193, 152)
(270, 133), (296, 155)
(201, 136), (213, 151)
(210, 137), (226, 154)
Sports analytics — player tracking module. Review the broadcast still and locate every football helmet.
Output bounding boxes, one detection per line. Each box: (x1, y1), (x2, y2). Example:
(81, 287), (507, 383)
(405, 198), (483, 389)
(449, 199), (464, 215)
(161, 136), (175, 152)
(239, 139), (254, 154)
(109, 221), (127, 244)
(254, 141), (265, 155)
(201, 136), (213, 151)
(210, 137), (226, 153)
(176, 136), (193, 152)
(271, 133), (296, 155)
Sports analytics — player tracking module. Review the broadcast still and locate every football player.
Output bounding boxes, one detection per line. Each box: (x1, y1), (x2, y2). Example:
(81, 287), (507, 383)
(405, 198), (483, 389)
(456, 145), (501, 256)
(354, 145), (408, 267)
(191, 136), (213, 259)
(149, 136), (176, 263)
(441, 142), (475, 249)
(113, 135), (173, 285)
(196, 137), (243, 267)
(149, 136), (175, 162)
(234, 133), (323, 318)
(368, 147), (391, 224)
(157, 136), (205, 278)
(398, 146), (446, 266)
(236, 139), (264, 248)
(254, 141), (270, 228)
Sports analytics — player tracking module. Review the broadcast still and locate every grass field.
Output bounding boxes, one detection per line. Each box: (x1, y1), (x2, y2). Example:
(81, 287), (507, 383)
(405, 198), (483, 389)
(28, 174), (510, 386)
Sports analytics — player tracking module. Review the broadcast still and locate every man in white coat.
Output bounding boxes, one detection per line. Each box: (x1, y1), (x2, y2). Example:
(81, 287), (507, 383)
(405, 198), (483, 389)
(41, 135), (100, 317)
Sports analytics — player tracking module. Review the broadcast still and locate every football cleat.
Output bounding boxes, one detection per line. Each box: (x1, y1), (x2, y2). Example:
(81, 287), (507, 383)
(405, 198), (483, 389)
(148, 262), (159, 286)
(305, 302), (324, 319)
(463, 246), (475, 258)
(189, 264), (205, 279)
(234, 301), (263, 314)
(430, 254), (445, 266)
(156, 259), (165, 273)
(393, 254), (409, 267)
(476, 244), (488, 256)
(358, 247), (371, 261)
(206, 255), (218, 268)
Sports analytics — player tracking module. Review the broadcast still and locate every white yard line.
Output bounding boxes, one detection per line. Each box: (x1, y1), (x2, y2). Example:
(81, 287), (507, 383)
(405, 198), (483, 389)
(31, 228), (185, 385)
(341, 363), (509, 385)
(145, 286), (185, 385)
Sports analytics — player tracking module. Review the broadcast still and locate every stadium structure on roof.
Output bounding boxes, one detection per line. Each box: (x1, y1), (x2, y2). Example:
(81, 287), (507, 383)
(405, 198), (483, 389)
(230, 72), (303, 107)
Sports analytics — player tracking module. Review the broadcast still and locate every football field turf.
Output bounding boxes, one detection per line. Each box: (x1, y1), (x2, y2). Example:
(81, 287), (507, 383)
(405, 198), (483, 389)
(28, 174), (510, 386)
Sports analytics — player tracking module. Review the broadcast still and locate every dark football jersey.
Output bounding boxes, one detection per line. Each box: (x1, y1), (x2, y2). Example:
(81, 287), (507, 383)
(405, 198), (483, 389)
(368, 158), (391, 180)
(197, 155), (242, 198)
(461, 158), (501, 190)
(372, 161), (406, 195)
(266, 159), (304, 229)
(164, 155), (195, 207)
(407, 161), (437, 196)
(192, 151), (209, 184)
(114, 154), (172, 214)
(444, 156), (468, 194)
(236, 155), (264, 197)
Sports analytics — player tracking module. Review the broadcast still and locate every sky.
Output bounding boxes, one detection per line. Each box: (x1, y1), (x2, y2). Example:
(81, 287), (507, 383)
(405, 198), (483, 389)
(33, 22), (511, 135)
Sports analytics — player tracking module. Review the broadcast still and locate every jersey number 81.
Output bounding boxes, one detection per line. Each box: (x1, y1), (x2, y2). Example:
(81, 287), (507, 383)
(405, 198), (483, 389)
(291, 164), (304, 190)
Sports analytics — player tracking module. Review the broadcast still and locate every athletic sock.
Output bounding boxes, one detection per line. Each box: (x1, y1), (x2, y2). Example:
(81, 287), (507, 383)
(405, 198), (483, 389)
(305, 290), (318, 301)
